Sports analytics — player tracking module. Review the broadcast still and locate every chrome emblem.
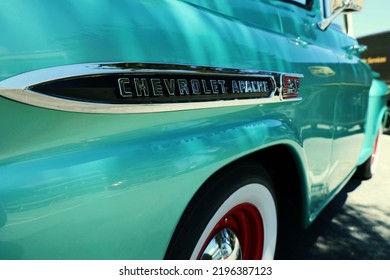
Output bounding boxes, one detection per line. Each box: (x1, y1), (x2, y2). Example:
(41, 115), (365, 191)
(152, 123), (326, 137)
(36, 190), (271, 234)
(25, 63), (279, 104)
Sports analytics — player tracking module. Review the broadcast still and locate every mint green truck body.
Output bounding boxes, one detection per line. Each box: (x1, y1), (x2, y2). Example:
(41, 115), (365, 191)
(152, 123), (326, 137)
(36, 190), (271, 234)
(0, 0), (387, 259)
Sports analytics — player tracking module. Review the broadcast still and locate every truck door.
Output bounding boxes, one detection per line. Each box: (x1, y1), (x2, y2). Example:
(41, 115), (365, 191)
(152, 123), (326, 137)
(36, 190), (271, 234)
(274, 0), (340, 211)
(277, 0), (371, 200)
(320, 0), (371, 191)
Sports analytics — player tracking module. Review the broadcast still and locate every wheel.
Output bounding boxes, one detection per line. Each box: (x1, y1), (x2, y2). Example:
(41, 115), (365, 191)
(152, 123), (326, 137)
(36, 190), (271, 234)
(165, 163), (277, 260)
(355, 126), (383, 180)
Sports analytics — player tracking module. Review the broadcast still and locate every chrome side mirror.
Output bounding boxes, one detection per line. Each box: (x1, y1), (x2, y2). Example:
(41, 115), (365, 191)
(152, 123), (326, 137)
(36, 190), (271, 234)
(318, 0), (364, 31)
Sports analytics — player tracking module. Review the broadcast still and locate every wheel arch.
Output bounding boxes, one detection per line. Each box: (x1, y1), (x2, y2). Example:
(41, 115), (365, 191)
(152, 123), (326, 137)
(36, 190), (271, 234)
(242, 144), (308, 236)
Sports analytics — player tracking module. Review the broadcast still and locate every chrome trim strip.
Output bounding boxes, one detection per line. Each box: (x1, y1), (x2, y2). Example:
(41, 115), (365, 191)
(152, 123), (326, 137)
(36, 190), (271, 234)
(0, 63), (135, 89)
(0, 63), (303, 114)
(0, 88), (283, 114)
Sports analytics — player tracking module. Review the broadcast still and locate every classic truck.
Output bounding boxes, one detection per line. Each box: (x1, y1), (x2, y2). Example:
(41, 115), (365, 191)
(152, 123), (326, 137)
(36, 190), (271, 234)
(0, 0), (388, 260)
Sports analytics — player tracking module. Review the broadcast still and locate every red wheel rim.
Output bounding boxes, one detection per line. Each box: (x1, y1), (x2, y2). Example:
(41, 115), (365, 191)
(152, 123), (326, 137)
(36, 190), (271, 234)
(371, 131), (380, 165)
(197, 203), (264, 260)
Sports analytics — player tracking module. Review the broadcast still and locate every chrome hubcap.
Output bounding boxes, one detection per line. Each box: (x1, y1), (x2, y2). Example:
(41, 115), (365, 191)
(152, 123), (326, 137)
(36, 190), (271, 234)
(200, 228), (242, 260)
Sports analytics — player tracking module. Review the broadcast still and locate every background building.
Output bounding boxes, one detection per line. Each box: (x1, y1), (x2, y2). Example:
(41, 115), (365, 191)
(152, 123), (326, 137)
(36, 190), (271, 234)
(358, 31), (390, 89)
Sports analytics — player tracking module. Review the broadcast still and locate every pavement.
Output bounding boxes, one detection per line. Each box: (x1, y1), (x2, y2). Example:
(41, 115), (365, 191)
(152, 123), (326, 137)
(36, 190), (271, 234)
(276, 133), (390, 260)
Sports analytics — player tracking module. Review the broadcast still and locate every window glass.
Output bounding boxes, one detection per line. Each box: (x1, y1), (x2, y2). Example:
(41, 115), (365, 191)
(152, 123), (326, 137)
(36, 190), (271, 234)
(281, 0), (312, 10)
(323, 0), (332, 18)
(290, 0), (307, 4)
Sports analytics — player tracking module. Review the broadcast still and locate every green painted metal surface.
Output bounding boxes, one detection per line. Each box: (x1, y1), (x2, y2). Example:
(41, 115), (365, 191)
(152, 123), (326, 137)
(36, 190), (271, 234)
(358, 78), (389, 165)
(0, 0), (387, 259)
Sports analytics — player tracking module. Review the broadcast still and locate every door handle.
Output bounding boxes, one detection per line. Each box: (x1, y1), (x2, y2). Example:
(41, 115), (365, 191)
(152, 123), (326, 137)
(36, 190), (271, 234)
(288, 37), (308, 47)
(346, 44), (367, 56)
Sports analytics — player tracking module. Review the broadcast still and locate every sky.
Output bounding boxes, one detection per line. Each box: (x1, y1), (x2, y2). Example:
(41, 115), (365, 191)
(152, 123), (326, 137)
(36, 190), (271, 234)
(352, 0), (390, 37)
